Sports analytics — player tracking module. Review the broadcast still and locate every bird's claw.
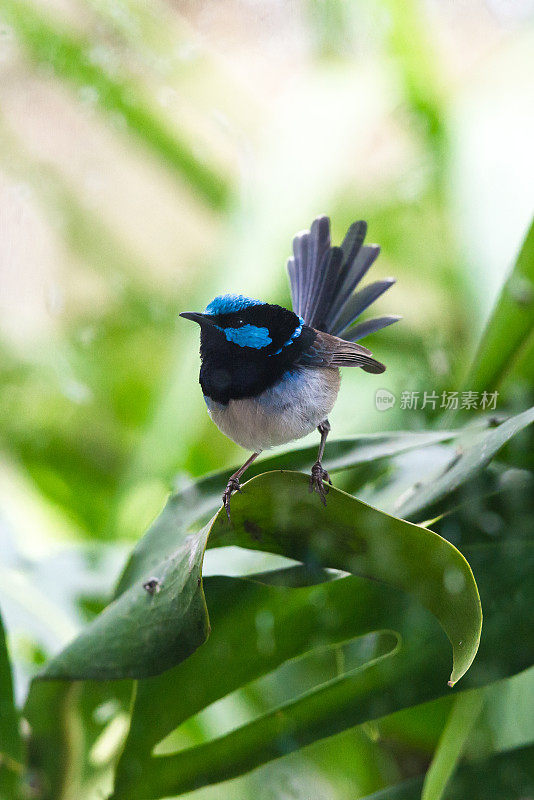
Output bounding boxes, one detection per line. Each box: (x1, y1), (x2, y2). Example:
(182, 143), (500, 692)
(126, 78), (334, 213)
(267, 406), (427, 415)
(309, 461), (331, 506)
(222, 476), (242, 522)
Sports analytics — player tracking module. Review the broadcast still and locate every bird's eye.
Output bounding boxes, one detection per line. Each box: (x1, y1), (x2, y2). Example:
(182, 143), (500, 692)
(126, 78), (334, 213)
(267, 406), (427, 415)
(236, 317), (244, 325)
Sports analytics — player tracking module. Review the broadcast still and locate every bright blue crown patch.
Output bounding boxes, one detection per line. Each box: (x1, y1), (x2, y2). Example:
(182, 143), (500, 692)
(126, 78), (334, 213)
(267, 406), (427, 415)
(205, 294), (262, 316)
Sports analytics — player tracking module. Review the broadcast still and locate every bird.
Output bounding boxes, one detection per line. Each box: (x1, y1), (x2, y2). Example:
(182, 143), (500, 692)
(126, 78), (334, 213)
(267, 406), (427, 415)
(180, 215), (400, 520)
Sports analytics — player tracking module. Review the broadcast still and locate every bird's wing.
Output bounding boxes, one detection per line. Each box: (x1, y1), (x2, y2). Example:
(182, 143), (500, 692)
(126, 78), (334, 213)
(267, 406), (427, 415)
(296, 329), (386, 374)
(287, 215), (400, 340)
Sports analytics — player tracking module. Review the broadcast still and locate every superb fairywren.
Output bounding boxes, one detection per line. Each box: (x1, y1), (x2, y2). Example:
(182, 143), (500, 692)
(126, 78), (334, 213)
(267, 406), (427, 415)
(181, 216), (400, 519)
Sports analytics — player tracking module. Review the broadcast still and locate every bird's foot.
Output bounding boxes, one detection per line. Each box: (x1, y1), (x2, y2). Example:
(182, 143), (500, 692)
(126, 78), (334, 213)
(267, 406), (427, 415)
(222, 476), (242, 522)
(309, 461), (332, 506)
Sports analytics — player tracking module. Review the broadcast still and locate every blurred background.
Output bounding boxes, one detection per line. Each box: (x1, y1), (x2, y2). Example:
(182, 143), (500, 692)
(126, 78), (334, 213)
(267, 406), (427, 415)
(0, 0), (533, 797)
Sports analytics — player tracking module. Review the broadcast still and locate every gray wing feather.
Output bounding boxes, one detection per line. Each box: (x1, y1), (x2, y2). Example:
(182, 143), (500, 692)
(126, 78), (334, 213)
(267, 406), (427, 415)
(297, 330), (385, 374)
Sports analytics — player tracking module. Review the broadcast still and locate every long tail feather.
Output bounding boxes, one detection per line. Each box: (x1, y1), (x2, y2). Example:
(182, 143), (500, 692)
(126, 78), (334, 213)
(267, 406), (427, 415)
(332, 279), (396, 338)
(334, 220), (368, 295)
(287, 216), (399, 342)
(303, 216), (334, 324)
(324, 245), (381, 331)
(309, 247), (343, 330)
(343, 314), (403, 342)
(292, 231), (309, 315)
(287, 256), (298, 306)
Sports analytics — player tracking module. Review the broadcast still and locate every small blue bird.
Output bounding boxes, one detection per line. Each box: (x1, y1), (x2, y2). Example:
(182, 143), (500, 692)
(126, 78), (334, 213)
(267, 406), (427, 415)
(181, 216), (400, 519)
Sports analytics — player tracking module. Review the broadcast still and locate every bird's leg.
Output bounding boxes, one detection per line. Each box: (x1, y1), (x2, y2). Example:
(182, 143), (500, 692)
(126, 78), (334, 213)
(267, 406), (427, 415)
(223, 452), (260, 522)
(310, 418), (332, 505)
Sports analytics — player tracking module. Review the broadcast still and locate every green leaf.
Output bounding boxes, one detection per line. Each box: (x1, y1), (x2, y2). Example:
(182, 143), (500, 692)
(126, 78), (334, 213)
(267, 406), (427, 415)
(24, 679), (133, 800)
(371, 666), (534, 799)
(478, 665), (534, 755)
(112, 573), (413, 800)
(41, 473), (481, 687)
(40, 523), (211, 680)
(444, 744), (534, 799)
(421, 690), (484, 800)
(363, 776), (423, 799)
(0, 608), (22, 799)
(34, 405), (534, 795)
(115, 429), (462, 595)
(370, 747), (534, 800)
(111, 534), (531, 799)
(393, 406), (534, 521)
(24, 682), (82, 800)
(210, 472), (481, 686)
(466, 218), (534, 394)
(365, 743), (534, 800)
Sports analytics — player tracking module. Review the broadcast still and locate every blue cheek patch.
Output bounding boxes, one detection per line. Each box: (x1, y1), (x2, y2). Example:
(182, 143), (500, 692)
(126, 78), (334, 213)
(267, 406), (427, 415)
(219, 324), (272, 349)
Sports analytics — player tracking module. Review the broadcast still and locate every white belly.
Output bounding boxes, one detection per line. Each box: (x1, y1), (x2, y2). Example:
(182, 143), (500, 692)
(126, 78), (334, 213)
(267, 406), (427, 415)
(204, 367), (340, 452)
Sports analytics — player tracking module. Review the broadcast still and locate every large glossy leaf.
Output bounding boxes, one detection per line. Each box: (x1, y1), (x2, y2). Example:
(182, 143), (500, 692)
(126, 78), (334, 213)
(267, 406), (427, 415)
(32, 409), (534, 797)
(394, 406), (534, 521)
(115, 429), (462, 595)
(112, 574), (413, 800)
(0, 609), (22, 799)
(209, 472), (481, 686)
(41, 472), (481, 686)
(40, 523), (211, 680)
(34, 412), (534, 797)
(110, 534), (532, 800)
(466, 218), (534, 393)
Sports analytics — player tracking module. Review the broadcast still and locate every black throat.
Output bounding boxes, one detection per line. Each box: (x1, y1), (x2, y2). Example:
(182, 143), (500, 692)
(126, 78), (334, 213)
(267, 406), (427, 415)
(198, 305), (316, 404)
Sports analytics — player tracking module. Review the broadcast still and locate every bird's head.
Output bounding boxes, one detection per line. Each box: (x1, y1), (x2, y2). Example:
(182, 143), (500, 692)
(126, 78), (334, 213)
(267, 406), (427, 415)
(180, 294), (304, 357)
(180, 294), (313, 402)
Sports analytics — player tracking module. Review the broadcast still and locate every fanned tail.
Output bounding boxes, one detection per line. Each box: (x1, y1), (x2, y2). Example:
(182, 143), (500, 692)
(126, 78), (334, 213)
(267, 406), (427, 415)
(287, 216), (401, 340)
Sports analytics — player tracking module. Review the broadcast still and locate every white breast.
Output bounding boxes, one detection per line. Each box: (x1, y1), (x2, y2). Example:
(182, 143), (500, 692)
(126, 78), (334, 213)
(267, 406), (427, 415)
(204, 367), (340, 452)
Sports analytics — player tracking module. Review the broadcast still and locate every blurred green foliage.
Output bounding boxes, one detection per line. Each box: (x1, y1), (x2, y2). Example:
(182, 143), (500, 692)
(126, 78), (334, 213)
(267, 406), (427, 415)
(0, 0), (533, 798)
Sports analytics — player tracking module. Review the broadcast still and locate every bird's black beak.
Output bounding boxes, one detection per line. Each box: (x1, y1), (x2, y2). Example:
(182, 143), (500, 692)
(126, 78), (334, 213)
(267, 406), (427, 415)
(179, 311), (214, 326)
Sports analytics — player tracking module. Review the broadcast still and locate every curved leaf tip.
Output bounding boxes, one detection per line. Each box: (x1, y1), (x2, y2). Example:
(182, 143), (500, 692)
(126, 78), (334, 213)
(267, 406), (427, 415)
(39, 471), (481, 689)
(209, 471), (482, 686)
